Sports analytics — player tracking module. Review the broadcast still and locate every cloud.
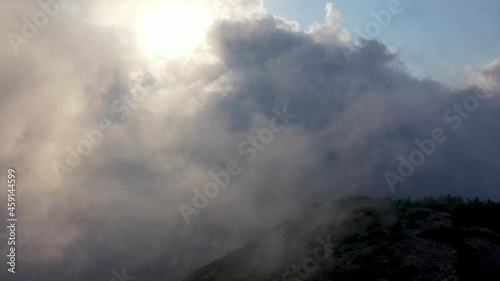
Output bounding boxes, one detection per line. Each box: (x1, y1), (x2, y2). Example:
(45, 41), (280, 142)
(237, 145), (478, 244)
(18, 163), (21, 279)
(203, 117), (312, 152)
(0, 1), (499, 280)
(308, 2), (351, 45)
(466, 58), (500, 95)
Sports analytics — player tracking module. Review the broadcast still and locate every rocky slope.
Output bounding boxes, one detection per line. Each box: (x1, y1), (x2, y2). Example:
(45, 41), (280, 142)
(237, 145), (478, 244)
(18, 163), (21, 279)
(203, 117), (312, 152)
(182, 196), (500, 281)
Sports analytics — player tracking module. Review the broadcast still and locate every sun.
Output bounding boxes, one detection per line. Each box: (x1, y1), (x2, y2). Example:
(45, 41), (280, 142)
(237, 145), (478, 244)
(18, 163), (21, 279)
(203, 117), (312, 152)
(138, 1), (215, 58)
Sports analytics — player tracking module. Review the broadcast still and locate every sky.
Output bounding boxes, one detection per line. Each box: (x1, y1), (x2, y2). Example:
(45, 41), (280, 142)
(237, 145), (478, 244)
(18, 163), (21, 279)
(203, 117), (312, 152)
(0, 0), (499, 280)
(265, 0), (500, 85)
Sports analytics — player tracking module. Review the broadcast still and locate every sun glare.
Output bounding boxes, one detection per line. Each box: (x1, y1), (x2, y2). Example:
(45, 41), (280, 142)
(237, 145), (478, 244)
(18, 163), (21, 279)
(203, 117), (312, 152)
(139, 1), (215, 58)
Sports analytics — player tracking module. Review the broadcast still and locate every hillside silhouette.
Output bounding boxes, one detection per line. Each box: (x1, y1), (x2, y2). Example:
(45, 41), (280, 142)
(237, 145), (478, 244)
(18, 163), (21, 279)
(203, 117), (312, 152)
(183, 195), (500, 281)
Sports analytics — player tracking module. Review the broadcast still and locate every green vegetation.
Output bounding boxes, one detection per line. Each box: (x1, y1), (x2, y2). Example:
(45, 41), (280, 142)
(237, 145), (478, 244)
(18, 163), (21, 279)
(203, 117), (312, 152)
(394, 194), (500, 233)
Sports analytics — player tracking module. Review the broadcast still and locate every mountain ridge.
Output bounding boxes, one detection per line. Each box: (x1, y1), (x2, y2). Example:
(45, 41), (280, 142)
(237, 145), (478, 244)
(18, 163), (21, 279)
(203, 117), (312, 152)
(182, 196), (500, 281)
